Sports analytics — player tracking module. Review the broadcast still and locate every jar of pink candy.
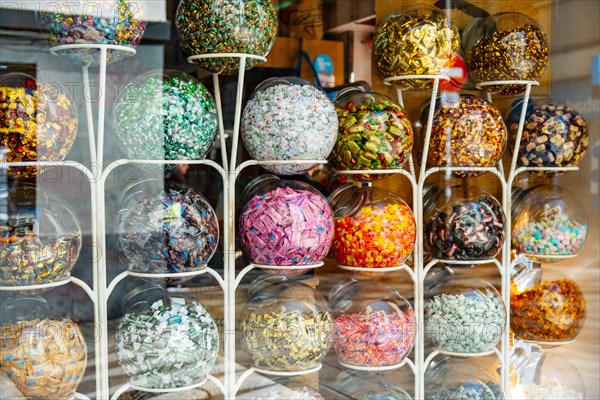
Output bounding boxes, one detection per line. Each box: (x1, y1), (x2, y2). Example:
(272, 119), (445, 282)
(239, 175), (334, 275)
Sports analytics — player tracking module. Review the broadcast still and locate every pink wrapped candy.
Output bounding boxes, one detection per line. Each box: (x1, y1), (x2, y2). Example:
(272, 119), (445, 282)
(239, 176), (334, 275)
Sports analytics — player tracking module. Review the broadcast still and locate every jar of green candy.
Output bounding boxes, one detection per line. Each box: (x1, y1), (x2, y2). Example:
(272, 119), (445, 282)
(241, 276), (333, 373)
(329, 91), (413, 181)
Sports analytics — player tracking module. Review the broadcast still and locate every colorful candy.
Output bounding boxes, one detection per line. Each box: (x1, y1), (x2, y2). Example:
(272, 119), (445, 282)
(424, 94), (507, 177)
(116, 295), (219, 389)
(116, 181), (219, 277)
(36, 0), (146, 66)
(0, 317), (87, 400)
(329, 91), (413, 181)
(373, 8), (460, 89)
(0, 73), (77, 179)
(242, 77), (338, 175)
(507, 99), (588, 175)
(426, 382), (504, 400)
(113, 72), (218, 166)
(176, 0), (277, 74)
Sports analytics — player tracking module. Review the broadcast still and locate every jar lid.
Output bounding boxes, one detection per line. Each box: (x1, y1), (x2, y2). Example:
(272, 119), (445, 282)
(423, 266), (454, 294)
(1, 296), (50, 322)
(328, 278), (358, 305)
(247, 274), (289, 300)
(242, 174), (281, 201)
(327, 184), (369, 218)
(422, 183), (443, 216)
(121, 283), (164, 313)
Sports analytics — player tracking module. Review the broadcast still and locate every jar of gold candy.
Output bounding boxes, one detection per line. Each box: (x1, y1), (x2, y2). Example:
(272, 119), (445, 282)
(329, 280), (416, 368)
(0, 185), (82, 287)
(329, 91), (413, 181)
(512, 185), (588, 261)
(373, 6), (460, 89)
(423, 183), (505, 261)
(420, 93), (507, 176)
(0, 296), (87, 399)
(511, 265), (586, 346)
(0, 72), (78, 179)
(328, 184), (416, 271)
(463, 12), (549, 94)
(239, 175), (334, 275)
(506, 97), (589, 175)
(115, 285), (219, 389)
(241, 276), (333, 373)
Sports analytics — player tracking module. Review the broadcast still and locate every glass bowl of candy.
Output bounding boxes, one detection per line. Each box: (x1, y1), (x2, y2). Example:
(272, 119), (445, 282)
(176, 0), (277, 74)
(420, 93), (507, 177)
(113, 70), (218, 165)
(423, 183), (505, 261)
(329, 280), (416, 368)
(506, 97), (589, 175)
(115, 179), (219, 280)
(511, 265), (586, 346)
(424, 272), (505, 355)
(241, 77), (338, 175)
(36, 0), (147, 66)
(463, 12), (549, 94)
(0, 72), (78, 179)
(328, 184), (416, 272)
(115, 285), (219, 388)
(239, 175), (333, 275)
(373, 5), (460, 89)
(0, 185), (82, 287)
(0, 296), (87, 399)
(241, 276), (333, 373)
(329, 90), (413, 181)
(511, 184), (588, 261)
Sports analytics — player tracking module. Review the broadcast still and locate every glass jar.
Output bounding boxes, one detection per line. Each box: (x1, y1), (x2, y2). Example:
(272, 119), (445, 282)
(333, 370), (413, 400)
(425, 354), (505, 400)
(506, 97), (589, 175)
(511, 185), (588, 260)
(116, 179), (219, 279)
(113, 70), (218, 165)
(463, 12), (549, 95)
(0, 185), (82, 286)
(248, 381), (324, 400)
(373, 6), (460, 89)
(511, 266), (585, 345)
(423, 183), (505, 261)
(239, 175), (333, 274)
(0, 296), (87, 399)
(421, 93), (507, 177)
(0, 72), (78, 179)
(329, 280), (416, 368)
(424, 273), (505, 354)
(328, 184), (416, 270)
(36, 0), (147, 66)
(176, 0), (278, 74)
(329, 91), (413, 181)
(115, 285), (219, 389)
(241, 77), (338, 175)
(241, 276), (333, 373)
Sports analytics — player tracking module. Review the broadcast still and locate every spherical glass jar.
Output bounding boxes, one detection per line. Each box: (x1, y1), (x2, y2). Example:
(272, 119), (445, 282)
(115, 285), (219, 389)
(333, 370), (413, 400)
(373, 6), (460, 89)
(0, 296), (87, 400)
(115, 179), (219, 279)
(176, 0), (278, 74)
(239, 175), (334, 274)
(328, 184), (416, 271)
(423, 183), (505, 261)
(425, 354), (505, 400)
(329, 91), (414, 181)
(0, 72), (78, 179)
(241, 276), (333, 373)
(329, 280), (416, 368)
(113, 70), (218, 165)
(421, 93), (507, 177)
(424, 274), (505, 354)
(510, 266), (586, 345)
(506, 97), (589, 175)
(463, 12), (549, 95)
(511, 185), (588, 261)
(241, 77), (338, 175)
(0, 185), (82, 286)
(36, 0), (147, 66)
